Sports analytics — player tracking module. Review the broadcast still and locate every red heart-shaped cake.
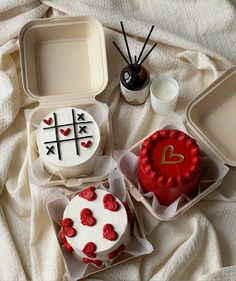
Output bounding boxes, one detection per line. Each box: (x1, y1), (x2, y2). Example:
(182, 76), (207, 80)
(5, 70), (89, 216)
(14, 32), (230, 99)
(138, 129), (203, 205)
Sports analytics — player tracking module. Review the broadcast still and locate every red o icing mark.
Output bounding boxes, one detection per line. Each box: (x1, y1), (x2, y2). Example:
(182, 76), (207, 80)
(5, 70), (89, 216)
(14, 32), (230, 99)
(81, 140), (92, 148)
(80, 208), (96, 226)
(61, 218), (73, 228)
(103, 224), (118, 241)
(59, 128), (71, 136)
(103, 194), (120, 212)
(122, 202), (133, 224)
(82, 242), (97, 258)
(64, 227), (76, 237)
(83, 258), (103, 267)
(64, 241), (73, 253)
(108, 244), (126, 260)
(78, 186), (97, 201)
(43, 117), (52, 125)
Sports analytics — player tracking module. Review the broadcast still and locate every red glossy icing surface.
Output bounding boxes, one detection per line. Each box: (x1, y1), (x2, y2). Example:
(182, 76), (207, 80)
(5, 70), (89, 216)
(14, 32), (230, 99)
(80, 208), (96, 226)
(78, 186), (97, 201)
(103, 224), (118, 241)
(138, 130), (203, 205)
(103, 194), (120, 211)
(83, 242), (97, 258)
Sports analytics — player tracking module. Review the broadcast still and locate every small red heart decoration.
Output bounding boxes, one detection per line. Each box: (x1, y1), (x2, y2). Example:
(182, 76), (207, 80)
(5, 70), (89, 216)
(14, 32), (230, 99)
(64, 241), (73, 253)
(61, 218), (73, 228)
(103, 224), (118, 241)
(103, 194), (119, 212)
(108, 244), (126, 259)
(64, 227), (76, 237)
(83, 258), (103, 267)
(83, 242), (97, 258)
(43, 117), (52, 125)
(81, 140), (92, 148)
(60, 231), (66, 243)
(59, 128), (71, 136)
(78, 186), (96, 201)
(80, 208), (96, 226)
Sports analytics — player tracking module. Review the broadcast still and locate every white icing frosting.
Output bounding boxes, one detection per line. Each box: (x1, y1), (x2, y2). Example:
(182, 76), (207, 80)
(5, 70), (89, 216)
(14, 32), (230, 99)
(63, 188), (131, 264)
(36, 107), (100, 178)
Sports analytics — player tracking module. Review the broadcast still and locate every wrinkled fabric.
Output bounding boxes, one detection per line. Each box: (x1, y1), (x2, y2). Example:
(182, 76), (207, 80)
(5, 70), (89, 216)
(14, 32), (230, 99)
(0, 1), (236, 280)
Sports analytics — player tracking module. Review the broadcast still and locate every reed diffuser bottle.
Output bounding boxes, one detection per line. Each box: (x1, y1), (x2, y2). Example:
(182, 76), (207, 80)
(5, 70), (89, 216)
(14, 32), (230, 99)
(113, 23), (156, 105)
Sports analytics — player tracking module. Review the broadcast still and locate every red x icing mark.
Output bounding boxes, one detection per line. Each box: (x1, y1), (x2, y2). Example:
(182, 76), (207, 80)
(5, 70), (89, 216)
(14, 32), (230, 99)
(43, 117), (52, 125)
(80, 208), (96, 226)
(59, 128), (71, 136)
(103, 194), (120, 212)
(78, 186), (97, 201)
(83, 258), (103, 267)
(82, 242), (97, 258)
(103, 224), (118, 241)
(81, 140), (92, 148)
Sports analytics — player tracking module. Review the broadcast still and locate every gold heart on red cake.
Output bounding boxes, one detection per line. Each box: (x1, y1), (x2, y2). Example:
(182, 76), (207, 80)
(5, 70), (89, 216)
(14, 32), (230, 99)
(103, 194), (119, 212)
(59, 128), (71, 136)
(43, 117), (52, 125)
(161, 145), (184, 165)
(81, 140), (92, 148)
(103, 224), (118, 241)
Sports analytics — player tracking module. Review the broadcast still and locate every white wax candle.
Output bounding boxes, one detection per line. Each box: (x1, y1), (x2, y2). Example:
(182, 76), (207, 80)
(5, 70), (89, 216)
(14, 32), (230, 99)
(153, 80), (177, 101)
(150, 76), (179, 116)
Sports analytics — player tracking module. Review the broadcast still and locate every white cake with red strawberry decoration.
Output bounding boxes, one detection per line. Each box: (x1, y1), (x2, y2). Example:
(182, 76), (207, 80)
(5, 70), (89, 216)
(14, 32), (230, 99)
(36, 107), (101, 179)
(59, 186), (133, 267)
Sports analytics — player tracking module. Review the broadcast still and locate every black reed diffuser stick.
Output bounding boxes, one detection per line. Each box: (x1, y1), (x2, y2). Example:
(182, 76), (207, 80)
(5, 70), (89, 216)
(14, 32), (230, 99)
(113, 22), (156, 105)
(112, 41), (131, 66)
(113, 23), (156, 68)
(136, 25), (154, 64)
(120, 21), (133, 65)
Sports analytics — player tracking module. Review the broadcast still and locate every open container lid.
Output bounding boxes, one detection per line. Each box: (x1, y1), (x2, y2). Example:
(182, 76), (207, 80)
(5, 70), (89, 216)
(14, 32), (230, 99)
(186, 66), (236, 166)
(19, 16), (108, 102)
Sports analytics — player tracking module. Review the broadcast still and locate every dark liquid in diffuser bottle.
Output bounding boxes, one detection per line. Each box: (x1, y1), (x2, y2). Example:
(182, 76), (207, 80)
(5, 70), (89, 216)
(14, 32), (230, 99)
(120, 63), (150, 105)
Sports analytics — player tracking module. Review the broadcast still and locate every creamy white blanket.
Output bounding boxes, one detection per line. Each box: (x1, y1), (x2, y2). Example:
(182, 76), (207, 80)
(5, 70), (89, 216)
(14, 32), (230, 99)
(1, 1), (236, 280)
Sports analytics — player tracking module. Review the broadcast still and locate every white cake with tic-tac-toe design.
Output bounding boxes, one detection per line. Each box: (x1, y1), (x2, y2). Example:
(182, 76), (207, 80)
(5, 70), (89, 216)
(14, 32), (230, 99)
(59, 186), (133, 267)
(36, 107), (101, 179)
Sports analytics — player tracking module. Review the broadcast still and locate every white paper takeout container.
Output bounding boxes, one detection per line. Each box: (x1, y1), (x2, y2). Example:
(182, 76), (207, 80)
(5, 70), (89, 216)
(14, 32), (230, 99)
(46, 179), (151, 280)
(19, 16), (114, 187)
(117, 67), (236, 220)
